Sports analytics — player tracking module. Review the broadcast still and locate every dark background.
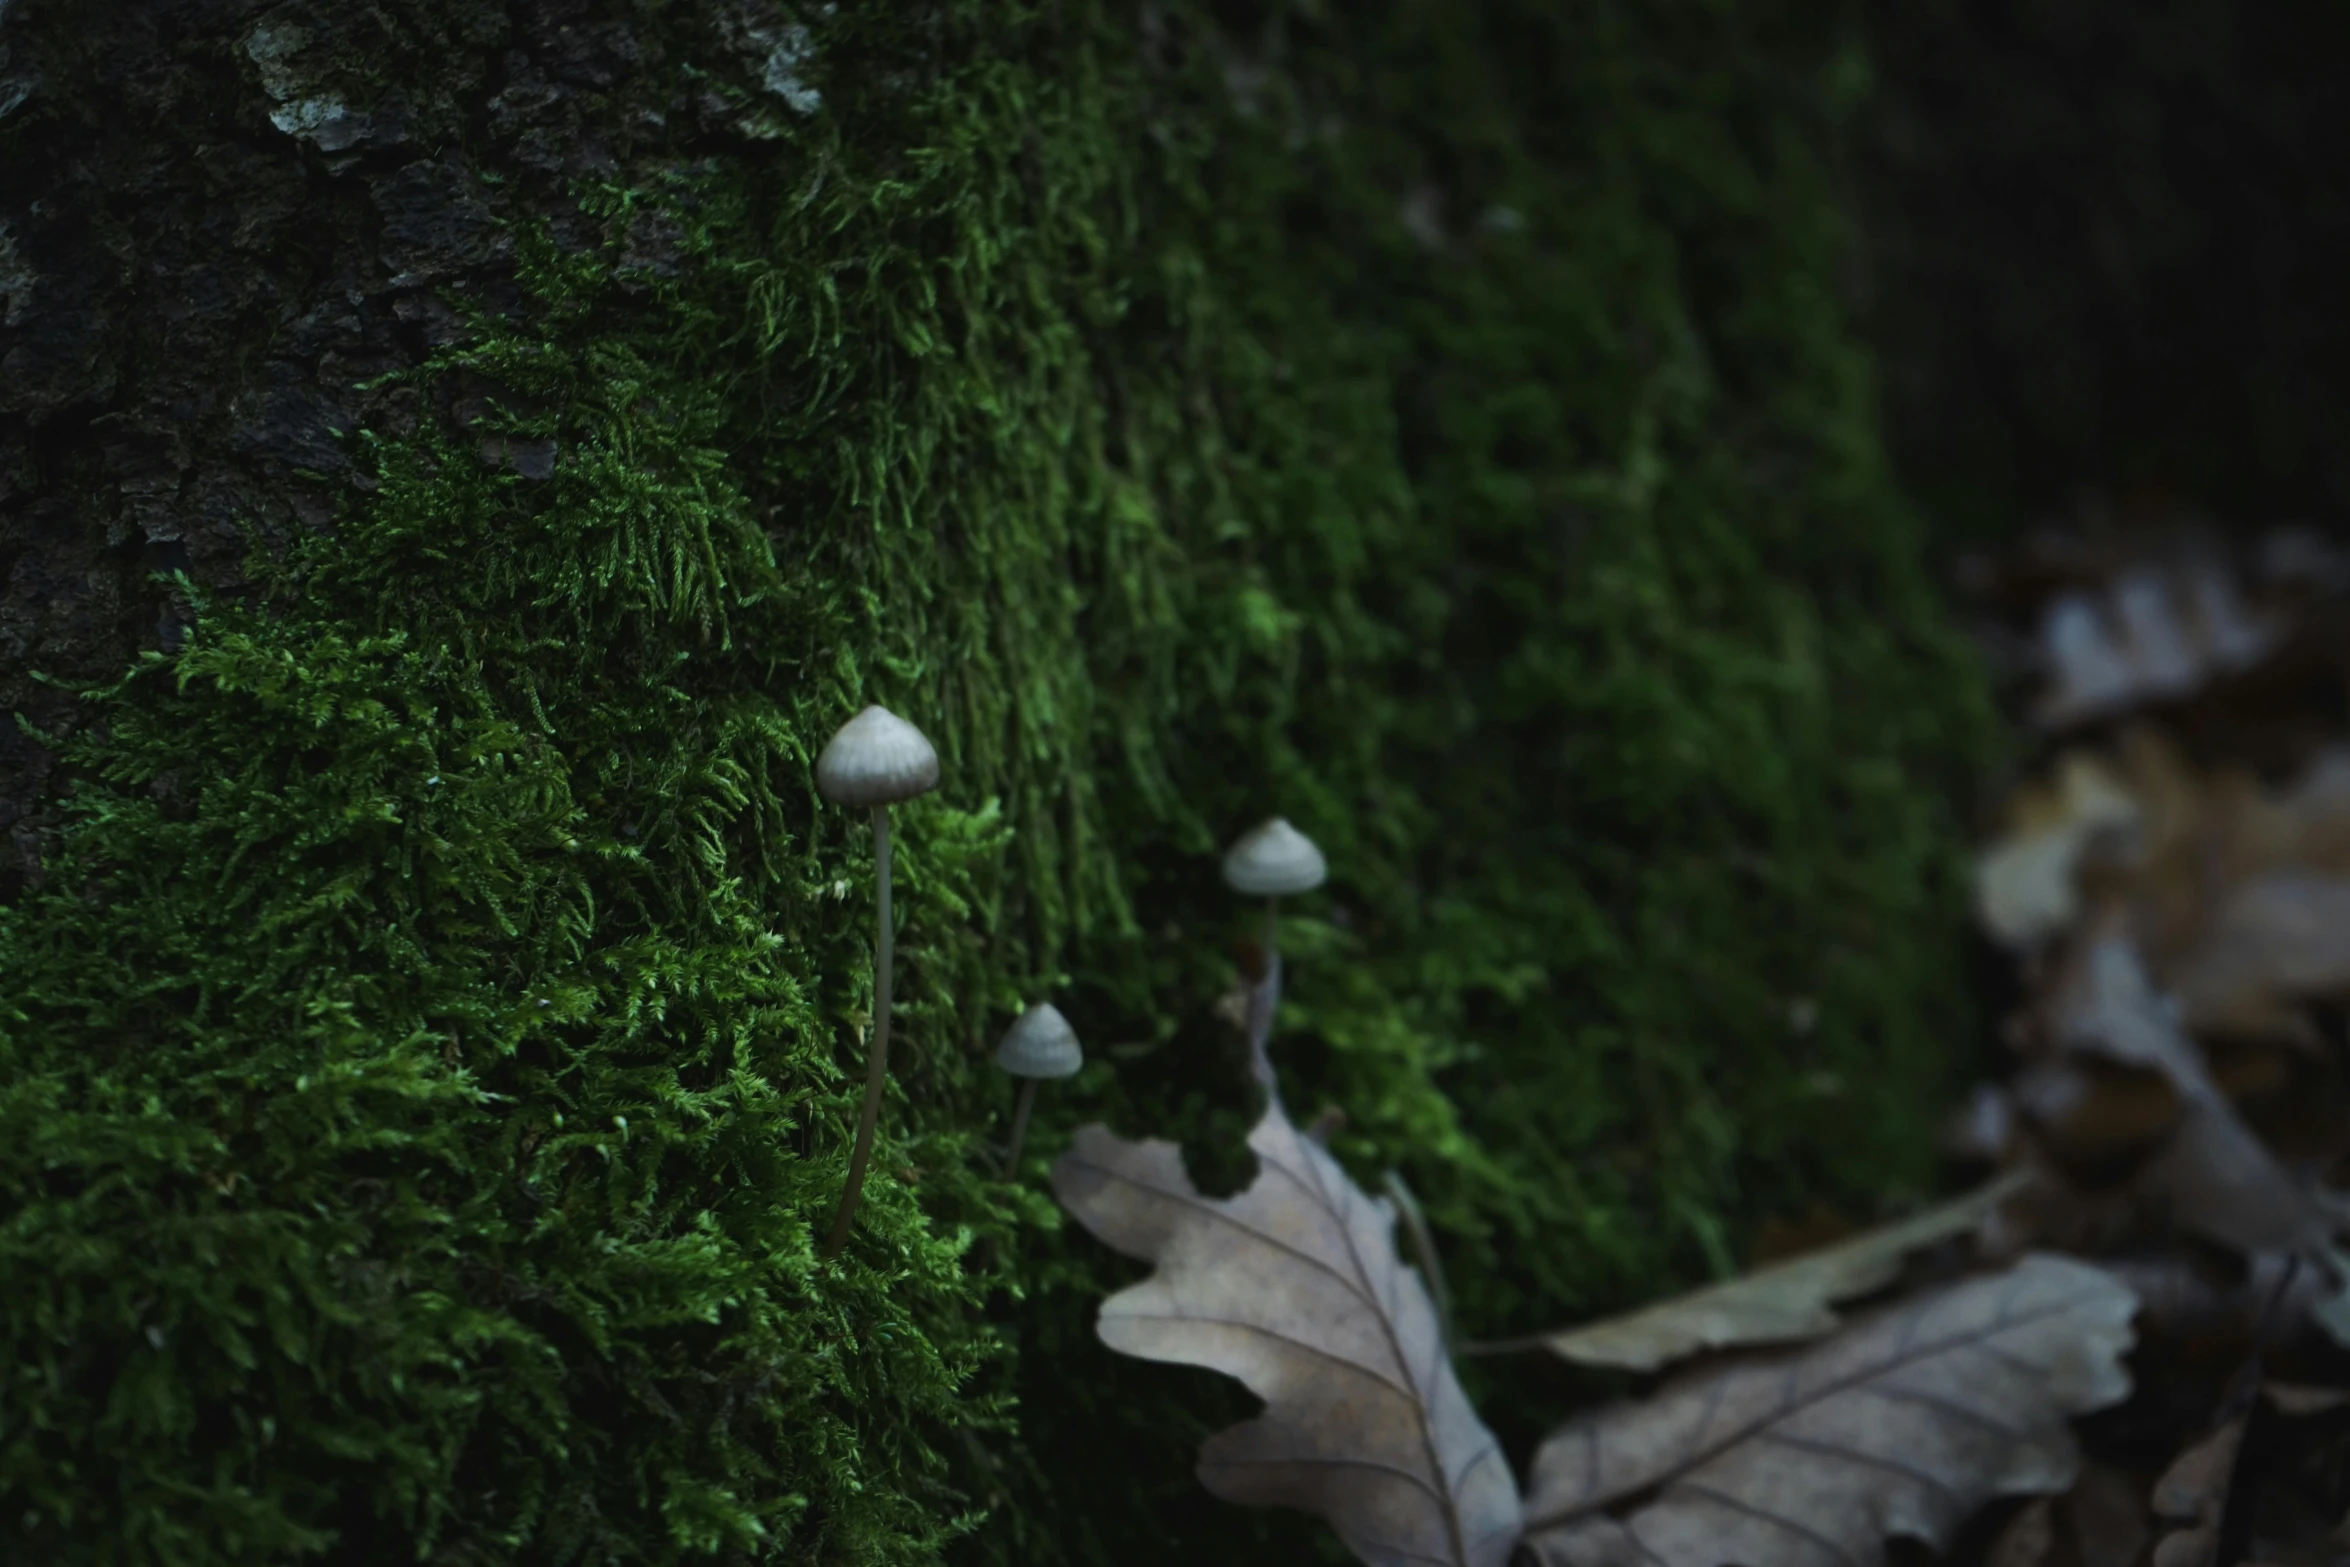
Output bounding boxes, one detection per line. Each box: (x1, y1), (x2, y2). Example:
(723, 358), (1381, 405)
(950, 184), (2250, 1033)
(1866, 0), (2350, 549)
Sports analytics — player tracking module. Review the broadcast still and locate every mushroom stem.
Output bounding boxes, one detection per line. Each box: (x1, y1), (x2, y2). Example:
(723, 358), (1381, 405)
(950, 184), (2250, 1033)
(1241, 895), (1284, 1092)
(822, 804), (895, 1259)
(1002, 1077), (1040, 1175)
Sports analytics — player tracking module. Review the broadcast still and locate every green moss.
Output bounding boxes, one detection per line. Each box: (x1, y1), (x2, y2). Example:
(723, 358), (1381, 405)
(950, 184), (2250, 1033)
(0, 2), (1994, 1563)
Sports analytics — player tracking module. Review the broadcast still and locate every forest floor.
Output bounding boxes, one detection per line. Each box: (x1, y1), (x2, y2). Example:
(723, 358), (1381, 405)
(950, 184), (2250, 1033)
(1918, 516), (2350, 1566)
(1048, 515), (2350, 1567)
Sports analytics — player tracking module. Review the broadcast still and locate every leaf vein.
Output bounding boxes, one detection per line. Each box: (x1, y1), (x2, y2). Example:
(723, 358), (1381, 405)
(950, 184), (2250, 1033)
(1107, 1310), (1417, 1400)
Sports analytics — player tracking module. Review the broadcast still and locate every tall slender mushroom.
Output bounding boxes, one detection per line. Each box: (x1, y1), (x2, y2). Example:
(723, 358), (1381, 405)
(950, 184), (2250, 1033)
(815, 704), (940, 1258)
(1221, 816), (1327, 1084)
(992, 1002), (1084, 1175)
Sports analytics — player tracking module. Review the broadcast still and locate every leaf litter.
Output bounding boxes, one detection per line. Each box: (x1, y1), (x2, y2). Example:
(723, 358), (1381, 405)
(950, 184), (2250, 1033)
(1052, 1106), (1523, 1567)
(1481, 1171), (2031, 1373)
(1520, 1257), (2137, 1567)
(1050, 521), (2350, 1567)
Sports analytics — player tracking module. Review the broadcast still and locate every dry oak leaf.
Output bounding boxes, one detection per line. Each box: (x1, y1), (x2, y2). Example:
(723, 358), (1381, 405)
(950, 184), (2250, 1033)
(2148, 1415), (2246, 1567)
(2031, 562), (2283, 732)
(2051, 932), (2327, 1255)
(2171, 871), (2350, 1046)
(1510, 1172), (2030, 1373)
(2204, 746), (2350, 888)
(1521, 1255), (2138, 1567)
(2100, 1252), (2328, 1352)
(1053, 1105), (1522, 1567)
(2066, 1461), (2155, 1567)
(2262, 1381), (2350, 1418)
(1985, 1496), (2057, 1567)
(1975, 752), (2144, 948)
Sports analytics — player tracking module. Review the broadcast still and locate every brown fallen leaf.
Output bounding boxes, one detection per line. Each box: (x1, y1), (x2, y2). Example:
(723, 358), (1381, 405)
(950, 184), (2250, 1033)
(2204, 746), (2350, 891)
(2152, 1416), (2246, 1522)
(1053, 1100), (1521, 1567)
(2032, 562), (2286, 732)
(2263, 1381), (2350, 1417)
(2106, 726), (2222, 968)
(2152, 1523), (2221, 1567)
(2032, 590), (2145, 729)
(1969, 1143), (2128, 1262)
(2067, 1461), (2154, 1567)
(2091, 737), (2350, 979)
(2148, 1415), (2247, 1567)
(2048, 931), (2208, 1085)
(1520, 1255), (2138, 1567)
(2101, 1252), (2330, 1354)
(1944, 1082), (2019, 1165)
(2202, 1036), (2300, 1101)
(1503, 1173), (2029, 1373)
(2009, 1055), (2183, 1180)
(2171, 872), (2350, 1046)
(2313, 1247), (2350, 1352)
(1986, 1496), (2057, 1567)
(2050, 933), (2326, 1254)
(1976, 753), (2145, 948)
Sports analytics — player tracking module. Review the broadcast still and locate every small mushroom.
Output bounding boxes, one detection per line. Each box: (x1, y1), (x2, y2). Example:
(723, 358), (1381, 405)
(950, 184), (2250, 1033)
(816, 704), (942, 808)
(993, 1002), (1083, 1174)
(1221, 816), (1328, 898)
(1221, 817), (1327, 1082)
(816, 704), (942, 1259)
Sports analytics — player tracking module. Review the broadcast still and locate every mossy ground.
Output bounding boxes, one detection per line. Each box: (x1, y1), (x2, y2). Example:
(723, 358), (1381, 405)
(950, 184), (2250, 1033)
(0, 2), (1992, 1563)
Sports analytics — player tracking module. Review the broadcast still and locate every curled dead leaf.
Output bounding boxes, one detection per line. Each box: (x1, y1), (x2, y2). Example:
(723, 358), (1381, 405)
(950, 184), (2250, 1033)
(2066, 1461), (2154, 1567)
(1053, 1102), (1521, 1567)
(2261, 1381), (2350, 1417)
(1522, 1255), (2138, 1567)
(2151, 1416), (2245, 1523)
(2151, 1523), (2220, 1567)
(1501, 1173), (2028, 1373)
(1985, 1495), (2057, 1567)
(2206, 746), (2350, 888)
(2009, 1055), (2182, 1179)
(1975, 753), (2144, 947)
(1944, 1082), (2018, 1165)
(2100, 1251), (2328, 1352)
(2051, 933), (2326, 1254)
(2313, 1246), (2350, 1351)
(2172, 871), (2350, 1045)
(2148, 1415), (2245, 1567)
(2032, 562), (2285, 732)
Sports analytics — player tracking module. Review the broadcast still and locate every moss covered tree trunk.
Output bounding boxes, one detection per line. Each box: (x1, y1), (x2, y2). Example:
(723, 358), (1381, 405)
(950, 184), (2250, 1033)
(1, 2), (1988, 1563)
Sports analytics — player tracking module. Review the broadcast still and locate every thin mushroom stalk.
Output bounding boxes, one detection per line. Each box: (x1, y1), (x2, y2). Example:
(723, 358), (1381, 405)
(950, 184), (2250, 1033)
(824, 804), (894, 1257)
(812, 705), (940, 1259)
(1003, 1078), (1040, 1173)
(1262, 895), (1279, 1003)
(1221, 817), (1327, 1086)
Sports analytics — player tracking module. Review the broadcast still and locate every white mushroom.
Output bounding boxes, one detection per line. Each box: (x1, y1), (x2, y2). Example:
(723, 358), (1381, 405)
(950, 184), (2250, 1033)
(1221, 816), (1327, 897)
(1221, 817), (1327, 1086)
(994, 1002), (1083, 1173)
(816, 705), (941, 808)
(816, 703), (941, 1259)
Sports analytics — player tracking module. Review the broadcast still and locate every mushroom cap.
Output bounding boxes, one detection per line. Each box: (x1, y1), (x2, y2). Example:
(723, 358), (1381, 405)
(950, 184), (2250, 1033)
(1221, 816), (1327, 897)
(815, 705), (941, 808)
(993, 1002), (1083, 1079)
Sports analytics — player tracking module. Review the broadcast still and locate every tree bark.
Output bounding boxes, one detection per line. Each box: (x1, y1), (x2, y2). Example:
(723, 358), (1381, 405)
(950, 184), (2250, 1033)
(0, 0), (678, 901)
(0, 4), (2015, 1563)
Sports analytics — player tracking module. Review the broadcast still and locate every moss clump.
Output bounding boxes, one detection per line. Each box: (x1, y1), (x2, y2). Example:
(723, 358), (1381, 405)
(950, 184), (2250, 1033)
(0, 1), (1993, 1563)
